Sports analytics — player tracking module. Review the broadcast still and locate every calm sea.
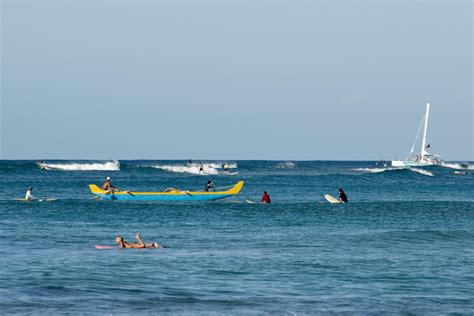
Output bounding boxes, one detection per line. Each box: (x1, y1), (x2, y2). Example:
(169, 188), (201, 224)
(1, 160), (473, 314)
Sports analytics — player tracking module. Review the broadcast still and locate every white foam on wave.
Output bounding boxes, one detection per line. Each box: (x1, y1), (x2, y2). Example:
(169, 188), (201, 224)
(41, 160), (120, 171)
(353, 167), (392, 174)
(153, 164), (219, 175)
(441, 162), (474, 170)
(276, 161), (296, 169)
(354, 167), (434, 176)
(201, 162), (238, 169)
(409, 168), (434, 177)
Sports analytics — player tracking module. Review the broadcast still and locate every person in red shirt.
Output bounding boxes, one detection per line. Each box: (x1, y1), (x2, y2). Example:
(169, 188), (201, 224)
(261, 191), (271, 203)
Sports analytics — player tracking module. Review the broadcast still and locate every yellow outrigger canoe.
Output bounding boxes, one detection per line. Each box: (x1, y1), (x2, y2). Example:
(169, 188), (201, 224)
(89, 181), (244, 201)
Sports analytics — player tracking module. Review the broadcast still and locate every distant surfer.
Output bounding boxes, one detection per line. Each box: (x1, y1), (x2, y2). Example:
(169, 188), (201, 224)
(102, 177), (116, 193)
(25, 187), (35, 201)
(338, 188), (348, 203)
(188, 159), (192, 166)
(39, 160), (46, 170)
(204, 180), (214, 192)
(261, 191), (271, 203)
(115, 232), (160, 249)
(199, 163), (204, 174)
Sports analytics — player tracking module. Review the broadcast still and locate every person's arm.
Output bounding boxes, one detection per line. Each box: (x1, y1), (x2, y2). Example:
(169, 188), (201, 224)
(26, 191), (35, 200)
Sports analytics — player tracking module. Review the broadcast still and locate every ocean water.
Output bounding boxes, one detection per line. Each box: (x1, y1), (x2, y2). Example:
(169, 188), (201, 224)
(0, 160), (473, 314)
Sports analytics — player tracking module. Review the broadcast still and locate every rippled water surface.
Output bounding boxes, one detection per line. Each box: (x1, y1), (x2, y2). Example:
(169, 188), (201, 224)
(1, 160), (473, 314)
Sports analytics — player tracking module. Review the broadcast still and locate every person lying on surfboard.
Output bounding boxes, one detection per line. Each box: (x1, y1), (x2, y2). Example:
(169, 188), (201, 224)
(261, 191), (271, 203)
(25, 187), (35, 201)
(338, 188), (348, 203)
(115, 232), (160, 249)
(102, 177), (116, 193)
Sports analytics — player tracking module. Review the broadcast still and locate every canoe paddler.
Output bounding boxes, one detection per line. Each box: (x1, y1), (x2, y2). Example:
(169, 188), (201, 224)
(102, 177), (116, 193)
(204, 180), (214, 192)
(115, 232), (160, 249)
(25, 186), (35, 201)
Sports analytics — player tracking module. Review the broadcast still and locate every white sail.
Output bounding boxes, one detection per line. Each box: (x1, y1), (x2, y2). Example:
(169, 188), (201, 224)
(391, 102), (443, 167)
(421, 103), (430, 159)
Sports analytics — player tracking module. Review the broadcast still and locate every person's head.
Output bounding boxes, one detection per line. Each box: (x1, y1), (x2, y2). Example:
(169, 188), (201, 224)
(115, 236), (124, 244)
(264, 191), (268, 195)
(28, 186), (33, 191)
(40, 160), (44, 163)
(207, 180), (212, 184)
(106, 177), (110, 182)
(339, 188), (344, 193)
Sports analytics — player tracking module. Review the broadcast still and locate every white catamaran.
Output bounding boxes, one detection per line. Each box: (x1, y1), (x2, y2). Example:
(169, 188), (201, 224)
(391, 103), (444, 167)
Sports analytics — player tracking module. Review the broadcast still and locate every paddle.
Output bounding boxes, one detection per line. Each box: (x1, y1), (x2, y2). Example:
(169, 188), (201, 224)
(105, 187), (132, 195)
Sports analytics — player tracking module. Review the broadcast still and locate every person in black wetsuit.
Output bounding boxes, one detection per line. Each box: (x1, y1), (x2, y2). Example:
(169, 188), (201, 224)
(339, 188), (348, 203)
(204, 180), (214, 192)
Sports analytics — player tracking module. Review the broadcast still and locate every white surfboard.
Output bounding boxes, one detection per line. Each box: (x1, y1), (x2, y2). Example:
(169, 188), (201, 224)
(246, 199), (256, 204)
(324, 194), (340, 204)
(13, 198), (58, 202)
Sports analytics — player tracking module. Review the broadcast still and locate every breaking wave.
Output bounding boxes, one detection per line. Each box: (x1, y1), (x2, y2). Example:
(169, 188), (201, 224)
(441, 162), (474, 170)
(40, 160), (120, 171)
(276, 161), (296, 169)
(353, 167), (396, 174)
(199, 162), (238, 169)
(409, 168), (434, 177)
(353, 167), (433, 176)
(152, 164), (219, 175)
(149, 162), (237, 175)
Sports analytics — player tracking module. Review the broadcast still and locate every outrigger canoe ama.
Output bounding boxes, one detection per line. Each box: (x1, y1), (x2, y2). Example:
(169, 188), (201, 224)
(88, 181), (244, 201)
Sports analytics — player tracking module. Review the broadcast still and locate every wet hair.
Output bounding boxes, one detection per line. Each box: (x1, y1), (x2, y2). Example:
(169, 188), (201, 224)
(207, 180), (212, 184)
(115, 235), (124, 242)
(339, 188), (343, 192)
(264, 191), (267, 194)
(28, 186), (33, 190)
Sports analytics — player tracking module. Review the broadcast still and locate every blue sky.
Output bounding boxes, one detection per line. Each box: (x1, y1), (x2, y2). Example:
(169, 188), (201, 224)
(1, 1), (472, 160)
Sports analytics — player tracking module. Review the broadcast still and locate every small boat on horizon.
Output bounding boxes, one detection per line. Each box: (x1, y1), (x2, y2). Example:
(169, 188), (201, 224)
(88, 181), (244, 201)
(391, 103), (444, 168)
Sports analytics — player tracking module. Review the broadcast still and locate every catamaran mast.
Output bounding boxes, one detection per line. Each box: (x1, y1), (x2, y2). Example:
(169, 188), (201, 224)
(421, 102), (430, 158)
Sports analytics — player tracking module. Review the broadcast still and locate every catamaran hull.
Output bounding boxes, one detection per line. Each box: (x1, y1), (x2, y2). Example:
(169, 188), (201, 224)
(391, 160), (435, 167)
